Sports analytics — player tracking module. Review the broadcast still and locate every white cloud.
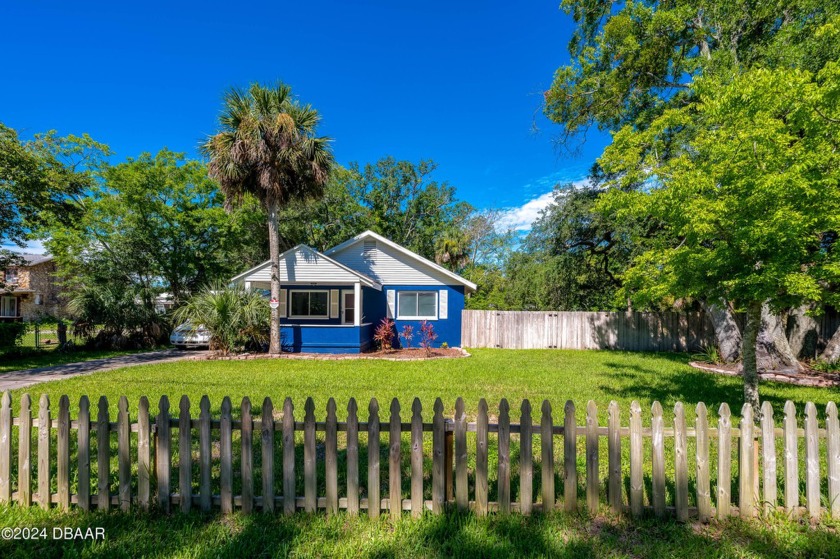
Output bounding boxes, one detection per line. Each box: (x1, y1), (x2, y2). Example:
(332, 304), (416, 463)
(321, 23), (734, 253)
(497, 178), (592, 232)
(1, 238), (48, 255)
(497, 190), (557, 231)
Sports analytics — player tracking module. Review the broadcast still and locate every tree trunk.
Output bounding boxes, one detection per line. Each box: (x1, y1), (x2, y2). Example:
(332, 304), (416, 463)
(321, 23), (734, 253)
(702, 299), (741, 363)
(787, 304), (819, 360)
(267, 200), (282, 355)
(742, 301), (761, 414)
(822, 324), (840, 363)
(756, 303), (802, 373)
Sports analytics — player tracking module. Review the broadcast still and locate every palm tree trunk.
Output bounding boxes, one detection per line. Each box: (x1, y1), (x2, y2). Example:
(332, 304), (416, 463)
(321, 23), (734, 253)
(742, 301), (762, 413)
(267, 199), (282, 355)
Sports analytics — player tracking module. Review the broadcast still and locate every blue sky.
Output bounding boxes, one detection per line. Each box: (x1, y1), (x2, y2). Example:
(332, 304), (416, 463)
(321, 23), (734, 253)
(2, 1), (609, 243)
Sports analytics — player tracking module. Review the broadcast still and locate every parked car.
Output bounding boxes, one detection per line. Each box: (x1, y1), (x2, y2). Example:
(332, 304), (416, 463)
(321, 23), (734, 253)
(170, 322), (211, 349)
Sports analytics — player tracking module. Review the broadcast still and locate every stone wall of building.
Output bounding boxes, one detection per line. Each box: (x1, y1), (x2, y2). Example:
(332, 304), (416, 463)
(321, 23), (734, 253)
(16, 261), (66, 321)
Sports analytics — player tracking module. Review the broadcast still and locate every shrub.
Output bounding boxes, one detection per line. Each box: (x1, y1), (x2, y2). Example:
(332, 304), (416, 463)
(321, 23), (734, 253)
(810, 358), (839, 374)
(691, 344), (722, 365)
(419, 320), (437, 356)
(374, 318), (395, 351)
(172, 283), (269, 355)
(0, 322), (27, 350)
(400, 325), (414, 349)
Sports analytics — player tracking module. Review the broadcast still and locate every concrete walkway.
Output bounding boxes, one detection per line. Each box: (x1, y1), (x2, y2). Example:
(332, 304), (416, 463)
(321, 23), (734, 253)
(0, 349), (210, 391)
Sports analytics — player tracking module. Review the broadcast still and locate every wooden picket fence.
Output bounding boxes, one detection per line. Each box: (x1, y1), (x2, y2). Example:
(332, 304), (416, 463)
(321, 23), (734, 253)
(1, 391), (839, 520)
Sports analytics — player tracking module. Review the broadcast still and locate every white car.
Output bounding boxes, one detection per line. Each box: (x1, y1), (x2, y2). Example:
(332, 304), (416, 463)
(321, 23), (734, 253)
(170, 323), (211, 349)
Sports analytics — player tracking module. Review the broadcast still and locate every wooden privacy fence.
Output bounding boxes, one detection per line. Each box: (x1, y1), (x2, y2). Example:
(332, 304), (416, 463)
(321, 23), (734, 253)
(1, 391), (839, 520)
(461, 310), (840, 352)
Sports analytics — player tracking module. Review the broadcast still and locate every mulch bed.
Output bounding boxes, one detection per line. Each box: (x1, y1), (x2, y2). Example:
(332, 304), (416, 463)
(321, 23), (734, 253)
(689, 361), (840, 388)
(190, 347), (470, 362)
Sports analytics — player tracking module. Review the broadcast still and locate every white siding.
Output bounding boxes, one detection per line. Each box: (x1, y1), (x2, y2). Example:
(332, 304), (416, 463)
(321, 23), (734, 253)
(239, 247), (365, 284)
(331, 242), (453, 286)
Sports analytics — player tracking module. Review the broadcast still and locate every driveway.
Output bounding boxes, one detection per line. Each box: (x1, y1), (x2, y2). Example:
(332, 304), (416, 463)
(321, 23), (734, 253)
(0, 349), (211, 391)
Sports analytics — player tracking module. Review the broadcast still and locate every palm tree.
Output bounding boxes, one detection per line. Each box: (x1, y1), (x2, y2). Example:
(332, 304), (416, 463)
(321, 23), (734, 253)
(201, 83), (333, 354)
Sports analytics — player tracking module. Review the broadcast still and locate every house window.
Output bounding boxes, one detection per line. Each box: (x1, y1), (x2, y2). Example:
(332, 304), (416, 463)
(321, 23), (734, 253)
(289, 290), (329, 318)
(4, 268), (18, 285)
(397, 291), (437, 320)
(0, 296), (17, 318)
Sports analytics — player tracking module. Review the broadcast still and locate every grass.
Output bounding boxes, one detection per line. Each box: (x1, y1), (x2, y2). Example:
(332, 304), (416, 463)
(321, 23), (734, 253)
(0, 349), (144, 375)
(3, 349), (840, 558)
(2, 506), (840, 559)
(5, 348), (837, 422)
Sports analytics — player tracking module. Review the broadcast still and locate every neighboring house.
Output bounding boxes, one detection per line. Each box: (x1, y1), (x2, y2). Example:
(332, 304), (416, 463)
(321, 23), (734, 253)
(1, 254), (65, 322)
(231, 230), (477, 353)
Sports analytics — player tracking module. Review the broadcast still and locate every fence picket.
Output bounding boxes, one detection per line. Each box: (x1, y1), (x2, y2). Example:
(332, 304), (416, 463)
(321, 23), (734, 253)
(347, 398), (359, 516)
(454, 397), (467, 511)
(118, 396), (130, 511)
(564, 400), (577, 513)
(220, 397), (233, 514)
(476, 398), (489, 515)
(389, 398), (401, 520)
(629, 401), (643, 517)
(761, 401), (776, 514)
(38, 395), (50, 510)
(157, 396), (171, 512)
(805, 402), (820, 519)
(368, 398), (381, 518)
(138, 396), (150, 510)
(520, 400), (533, 515)
(97, 396), (110, 512)
(179, 396), (192, 513)
(283, 398), (295, 515)
(410, 398), (422, 517)
(19, 394), (32, 507)
(608, 401), (621, 513)
(199, 396), (212, 512)
(432, 398), (445, 514)
(326, 398), (338, 516)
(0, 392), (11, 504)
(674, 402), (688, 522)
(304, 398), (317, 513)
(586, 400), (599, 515)
(784, 401), (798, 513)
(827, 402), (840, 518)
(241, 397), (253, 514)
(695, 402), (710, 522)
(651, 401), (665, 518)
(262, 397), (275, 513)
(541, 400), (555, 512)
(498, 399), (511, 515)
(718, 403), (732, 518)
(739, 404), (755, 518)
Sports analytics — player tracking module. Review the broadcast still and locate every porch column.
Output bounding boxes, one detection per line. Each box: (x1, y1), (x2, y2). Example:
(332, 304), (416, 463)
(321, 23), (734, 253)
(353, 282), (361, 326)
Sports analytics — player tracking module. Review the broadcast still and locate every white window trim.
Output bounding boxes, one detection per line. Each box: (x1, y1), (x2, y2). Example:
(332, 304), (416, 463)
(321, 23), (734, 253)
(0, 296), (17, 318)
(288, 290), (330, 320)
(396, 291), (438, 321)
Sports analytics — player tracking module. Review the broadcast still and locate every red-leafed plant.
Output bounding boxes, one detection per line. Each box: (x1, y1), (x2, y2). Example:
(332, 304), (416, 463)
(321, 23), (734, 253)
(400, 324), (414, 349)
(374, 318), (395, 350)
(419, 320), (437, 356)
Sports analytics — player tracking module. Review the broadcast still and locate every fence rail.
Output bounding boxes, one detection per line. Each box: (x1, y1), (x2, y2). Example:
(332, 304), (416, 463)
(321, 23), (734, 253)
(1, 391), (839, 520)
(461, 309), (840, 352)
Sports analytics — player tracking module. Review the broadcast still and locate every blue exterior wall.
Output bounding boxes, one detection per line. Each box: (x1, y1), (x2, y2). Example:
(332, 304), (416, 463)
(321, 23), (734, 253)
(388, 284), (465, 348)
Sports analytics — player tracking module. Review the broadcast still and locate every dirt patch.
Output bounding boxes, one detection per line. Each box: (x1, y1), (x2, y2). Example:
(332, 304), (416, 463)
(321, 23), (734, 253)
(190, 347), (470, 362)
(689, 361), (840, 387)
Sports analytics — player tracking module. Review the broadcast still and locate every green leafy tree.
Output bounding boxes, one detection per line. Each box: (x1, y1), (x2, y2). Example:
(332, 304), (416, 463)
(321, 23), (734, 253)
(202, 82), (333, 354)
(596, 66), (840, 410)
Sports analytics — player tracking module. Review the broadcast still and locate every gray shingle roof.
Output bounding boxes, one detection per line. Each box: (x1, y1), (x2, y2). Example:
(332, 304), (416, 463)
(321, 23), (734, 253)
(18, 253), (53, 266)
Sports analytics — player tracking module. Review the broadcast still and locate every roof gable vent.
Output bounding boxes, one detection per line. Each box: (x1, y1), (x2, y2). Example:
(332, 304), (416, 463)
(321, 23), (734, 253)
(363, 239), (377, 254)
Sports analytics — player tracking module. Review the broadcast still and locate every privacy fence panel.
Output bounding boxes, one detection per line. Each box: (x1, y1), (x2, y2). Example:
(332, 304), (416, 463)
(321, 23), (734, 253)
(1, 391), (839, 521)
(462, 310), (840, 352)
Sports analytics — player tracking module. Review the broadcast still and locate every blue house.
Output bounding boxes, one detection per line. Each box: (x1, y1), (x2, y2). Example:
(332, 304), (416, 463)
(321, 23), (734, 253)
(230, 230), (477, 353)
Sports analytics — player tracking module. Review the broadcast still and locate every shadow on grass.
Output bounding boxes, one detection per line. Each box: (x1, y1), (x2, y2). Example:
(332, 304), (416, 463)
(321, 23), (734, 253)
(3, 505), (840, 559)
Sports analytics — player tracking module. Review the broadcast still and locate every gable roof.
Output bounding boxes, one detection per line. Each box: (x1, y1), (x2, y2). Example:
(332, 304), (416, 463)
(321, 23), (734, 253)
(325, 230), (478, 292)
(230, 244), (382, 289)
(9, 254), (54, 267)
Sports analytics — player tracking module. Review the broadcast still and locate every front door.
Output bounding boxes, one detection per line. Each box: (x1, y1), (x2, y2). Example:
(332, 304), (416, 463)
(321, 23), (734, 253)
(342, 290), (355, 324)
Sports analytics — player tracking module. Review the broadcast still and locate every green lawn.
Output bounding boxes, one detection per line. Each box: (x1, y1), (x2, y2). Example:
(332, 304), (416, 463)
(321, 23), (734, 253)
(3, 349), (839, 558)
(1, 506), (839, 559)
(5, 349), (837, 422)
(0, 349), (144, 375)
